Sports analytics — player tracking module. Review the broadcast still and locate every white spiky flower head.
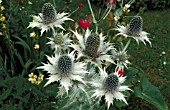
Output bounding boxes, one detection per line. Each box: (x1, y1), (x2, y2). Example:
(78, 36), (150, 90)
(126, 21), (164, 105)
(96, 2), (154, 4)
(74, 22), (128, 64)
(47, 31), (72, 54)
(69, 28), (114, 66)
(37, 51), (88, 94)
(115, 16), (151, 45)
(90, 67), (131, 109)
(112, 50), (130, 68)
(28, 3), (73, 36)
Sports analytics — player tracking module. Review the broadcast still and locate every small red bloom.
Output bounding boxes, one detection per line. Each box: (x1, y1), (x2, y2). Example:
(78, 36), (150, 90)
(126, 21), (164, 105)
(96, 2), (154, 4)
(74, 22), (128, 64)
(78, 19), (90, 29)
(78, 19), (85, 27)
(115, 67), (125, 76)
(107, 0), (116, 5)
(82, 21), (90, 29)
(78, 2), (84, 7)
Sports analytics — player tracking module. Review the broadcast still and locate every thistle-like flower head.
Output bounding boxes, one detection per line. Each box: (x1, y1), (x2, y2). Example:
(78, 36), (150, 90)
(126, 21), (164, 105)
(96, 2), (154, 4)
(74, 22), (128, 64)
(28, 3), (73, 36)
(112, 50), (130, 68)
(47, 31), (72, 53)
(115, 16), (151, 45)
(90, 67), (131, 109)
(84, 33), (100, 58)
(127, 16), (143, 35)
(37, 51), (88, 93)
(69, 29), (114, 66)
(42, 3), (57, 24)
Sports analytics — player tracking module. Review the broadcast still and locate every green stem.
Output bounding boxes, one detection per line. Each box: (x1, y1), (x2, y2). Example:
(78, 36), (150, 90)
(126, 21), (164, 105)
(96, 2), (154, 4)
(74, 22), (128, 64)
(103, 5), (112, 20)
(122, 39), (131, 52)
(121, 0), (124, 8)
(69, 7), (79, 16)
(87, 0), (98, 34)
(98, 6), (109, 22)
(53, 0), (56, 8)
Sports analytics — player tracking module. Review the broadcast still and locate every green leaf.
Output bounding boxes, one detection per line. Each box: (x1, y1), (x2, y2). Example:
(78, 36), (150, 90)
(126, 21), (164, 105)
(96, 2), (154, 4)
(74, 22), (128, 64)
(44, 84), (59, 96)
(1, 104), (17, 110)
(114, 100), (127, 109)
(30, 104), (34, 110)
(32, 86), (48, 98)
(21, 59), (33, 76)
(0, 86), (13, 101)
(15, 52), (24, 68)
(125, 67), (139, 77)
(134, 73), (168, 110)
(14, 36), (31, 53)
(18, 101), (24, 110)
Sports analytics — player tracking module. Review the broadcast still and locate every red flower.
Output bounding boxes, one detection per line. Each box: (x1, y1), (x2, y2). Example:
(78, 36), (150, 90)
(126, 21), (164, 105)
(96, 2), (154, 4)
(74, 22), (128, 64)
(78, 19), (90, 29)
(82, 21), (90, 29)
(107, 0), (116, 5)
(78, 2), (84, 7)
(78, 19), (85, 27)
(115, 67), (125, 76)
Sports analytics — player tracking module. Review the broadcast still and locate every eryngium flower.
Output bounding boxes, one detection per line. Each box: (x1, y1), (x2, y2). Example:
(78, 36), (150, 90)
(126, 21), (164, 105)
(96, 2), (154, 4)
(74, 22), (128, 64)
(28, 3), (73, 35)
(47, 31), (72, 53)
(112, 50), (130, 68)
(115, 16), (151, 45)
(90, 67), (131, 109)
(37, 51), (88, 93)
(69, 29), (114, 66)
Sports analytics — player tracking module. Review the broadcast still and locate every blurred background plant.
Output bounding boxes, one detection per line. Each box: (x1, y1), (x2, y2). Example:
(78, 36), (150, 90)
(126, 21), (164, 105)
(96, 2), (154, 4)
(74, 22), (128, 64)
(0, 0), (169, 110)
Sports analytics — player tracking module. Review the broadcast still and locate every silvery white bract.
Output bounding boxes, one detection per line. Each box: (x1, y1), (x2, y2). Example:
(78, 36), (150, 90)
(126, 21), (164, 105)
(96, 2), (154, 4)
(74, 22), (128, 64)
(37, 51), (88, 93)
(69, 28), (115, 67)
(47, 31), (72, 54)
(90, 67), (131, 109)
(115, 16), (151, 45)
(112, 50), (130, 68)
(28, 3), (73, 36)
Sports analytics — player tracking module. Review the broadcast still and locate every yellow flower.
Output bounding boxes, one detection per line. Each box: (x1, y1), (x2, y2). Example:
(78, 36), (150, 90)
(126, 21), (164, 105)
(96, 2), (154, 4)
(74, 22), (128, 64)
(34, 44), (39, 49)
(38, 74), (44, 81)
(33, 17), (37, 22)
(127, 9), (130, 13)
(0, 6), (5, 11)
(0, 16), (5, 22)
(2, 24), (6, 29)
(114, 16), (120, 21)
(34, 80), (41, 85)
(30, 32), (36, 38)
(28, 1), (32, 4)
(123, 4), (130, 12)
(28, 73), (37, 83)
(0, 32), (3, 35)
